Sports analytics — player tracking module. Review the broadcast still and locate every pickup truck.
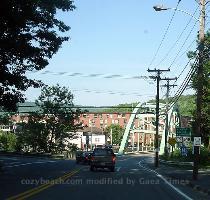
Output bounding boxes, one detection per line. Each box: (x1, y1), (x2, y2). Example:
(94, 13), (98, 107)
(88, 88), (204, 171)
(90, 147), (116, 172)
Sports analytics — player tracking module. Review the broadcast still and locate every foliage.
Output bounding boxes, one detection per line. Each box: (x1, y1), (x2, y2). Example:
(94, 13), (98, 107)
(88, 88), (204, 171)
(105, 124), (124, 145)
(34, 84), (82, 153)
(187, 30), (210, 147)
(16, 113), (48, 152)
(0, 113), (12, 125)
(168, 146), (210, 166)
(102, 102), (139, 113)
(0, 132), (17, 151)
(176, 95), (196, 117)
(0, 0), (75, 111)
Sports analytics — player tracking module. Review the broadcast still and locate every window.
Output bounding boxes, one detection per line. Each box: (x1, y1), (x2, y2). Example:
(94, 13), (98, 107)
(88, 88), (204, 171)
(94, 114), (98, 118)
(122, 113), (126, 118)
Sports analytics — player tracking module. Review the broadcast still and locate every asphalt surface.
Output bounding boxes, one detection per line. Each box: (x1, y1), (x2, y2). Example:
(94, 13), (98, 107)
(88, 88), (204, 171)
(0, 153), (208, 200)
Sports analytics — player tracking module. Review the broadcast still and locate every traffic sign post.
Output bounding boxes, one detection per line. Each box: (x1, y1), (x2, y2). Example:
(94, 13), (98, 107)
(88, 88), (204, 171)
(183, 137), (191, 147)
(176, 128), (191, 136)
(193, 137), (201, 146)
(180, 145), (188, 156)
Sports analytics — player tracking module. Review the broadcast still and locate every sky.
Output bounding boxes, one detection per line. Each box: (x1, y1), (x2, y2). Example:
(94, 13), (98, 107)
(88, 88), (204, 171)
(25, 0), (210, 106)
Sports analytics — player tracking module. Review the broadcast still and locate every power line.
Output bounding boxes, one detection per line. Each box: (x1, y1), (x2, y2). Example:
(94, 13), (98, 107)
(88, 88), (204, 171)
(149, 0), (182, 68)
(167, 56), (199, 109)
(71, 88), (154, 97)
(156, 5), (199, 67)
(30, 70), (151, 81)
(169, 20), (198, 69)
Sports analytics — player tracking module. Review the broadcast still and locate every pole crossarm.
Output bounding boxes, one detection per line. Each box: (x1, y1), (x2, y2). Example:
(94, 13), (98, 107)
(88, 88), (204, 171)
(147, 68), (170, 167)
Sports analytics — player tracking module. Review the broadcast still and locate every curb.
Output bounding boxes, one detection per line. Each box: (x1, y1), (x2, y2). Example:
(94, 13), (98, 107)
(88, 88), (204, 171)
(156, 161), (210, 196)
(186, 182), (210, 196)
(159, 159), (193, 166)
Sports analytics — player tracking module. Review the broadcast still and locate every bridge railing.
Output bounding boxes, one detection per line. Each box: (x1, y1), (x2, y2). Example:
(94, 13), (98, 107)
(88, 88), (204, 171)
(124, 146), (155, 153)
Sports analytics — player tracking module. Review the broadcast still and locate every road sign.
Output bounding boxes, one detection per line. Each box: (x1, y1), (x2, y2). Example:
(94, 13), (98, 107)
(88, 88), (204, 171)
(193, 137), (201, 146)
(176, 128), (191, 136)
(176, 136), (183, 143)
(168, 137), (176, 146)
(183, 137), (191, 147)
(180, 145), (188, 156)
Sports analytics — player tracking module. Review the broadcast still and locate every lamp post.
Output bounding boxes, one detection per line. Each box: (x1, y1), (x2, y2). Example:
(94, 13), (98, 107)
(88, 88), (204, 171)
(153, 1), (206, 180)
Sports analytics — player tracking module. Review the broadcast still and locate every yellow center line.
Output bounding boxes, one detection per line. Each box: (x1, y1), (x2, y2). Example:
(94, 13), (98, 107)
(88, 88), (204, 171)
(7, 168), (82, 200)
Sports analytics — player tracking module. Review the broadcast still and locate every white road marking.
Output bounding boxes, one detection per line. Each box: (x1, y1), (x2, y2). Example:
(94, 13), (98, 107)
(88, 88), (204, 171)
(138, 160), (193, 200)
(4, 160), (57, 168)
(5, 162), (21, 165)
(0, 157), (19, 161)
(116, 167), (121, 172)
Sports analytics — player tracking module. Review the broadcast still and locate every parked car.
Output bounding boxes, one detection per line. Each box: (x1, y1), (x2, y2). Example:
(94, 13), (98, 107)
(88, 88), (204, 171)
(90, 147), (116, 172)
(75, 151), (83, 164)
(82, 151), (93, 164)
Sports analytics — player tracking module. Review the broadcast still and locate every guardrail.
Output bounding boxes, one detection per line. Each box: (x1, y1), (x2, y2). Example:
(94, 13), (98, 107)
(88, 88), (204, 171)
(125, 146), (155, 153)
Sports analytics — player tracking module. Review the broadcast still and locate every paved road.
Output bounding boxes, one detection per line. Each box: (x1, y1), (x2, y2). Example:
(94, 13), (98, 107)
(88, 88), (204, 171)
(0, 153), (207, 200)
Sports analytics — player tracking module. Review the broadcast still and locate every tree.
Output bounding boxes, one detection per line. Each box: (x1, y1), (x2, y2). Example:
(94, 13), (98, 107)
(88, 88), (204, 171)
(0, 0), (75, 111)
(16, 113), (49, 152)
(35, 84), (82, 153)
(0, 131), (17, 151)
(188, 30), (210, 147)
(105, 124), (124, 145)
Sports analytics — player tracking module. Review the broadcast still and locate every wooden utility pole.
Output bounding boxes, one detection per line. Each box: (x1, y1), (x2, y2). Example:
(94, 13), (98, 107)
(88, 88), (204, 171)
(148, 68), (170, 167)
(193, 0), (206, 180)
(161, 78), (177, 155)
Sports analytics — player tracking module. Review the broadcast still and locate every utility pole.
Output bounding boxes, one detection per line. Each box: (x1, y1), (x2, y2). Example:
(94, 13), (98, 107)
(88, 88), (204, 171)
(161, 78), (177, 155)
(148, 68), (170, 167)
(193, 0), (206, 180)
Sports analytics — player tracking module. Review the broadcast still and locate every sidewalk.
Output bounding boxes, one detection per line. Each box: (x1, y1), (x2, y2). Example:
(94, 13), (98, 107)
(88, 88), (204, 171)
(147, 161), (210, 196)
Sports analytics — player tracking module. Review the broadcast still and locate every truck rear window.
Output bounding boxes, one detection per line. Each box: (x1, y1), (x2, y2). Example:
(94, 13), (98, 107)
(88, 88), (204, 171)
(93, 149), (113, 156)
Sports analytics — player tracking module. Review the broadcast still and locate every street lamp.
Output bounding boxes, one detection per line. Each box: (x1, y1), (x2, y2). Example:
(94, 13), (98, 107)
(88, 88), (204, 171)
(153, 5), (201, 22)
(153, 1), (206, 180)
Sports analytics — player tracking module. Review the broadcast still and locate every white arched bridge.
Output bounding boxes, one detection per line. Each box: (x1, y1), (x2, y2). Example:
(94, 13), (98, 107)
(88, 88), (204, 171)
(118, 102), (180, 155)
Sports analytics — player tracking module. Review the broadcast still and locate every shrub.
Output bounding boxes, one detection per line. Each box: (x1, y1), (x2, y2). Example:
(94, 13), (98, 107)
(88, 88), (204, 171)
(0, 132), (17, 151)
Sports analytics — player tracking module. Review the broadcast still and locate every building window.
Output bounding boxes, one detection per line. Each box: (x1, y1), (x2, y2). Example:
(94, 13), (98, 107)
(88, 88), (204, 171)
(94, 114), (98, 118)
(95, 138), (100, 142)
(83, 114), (87, 118)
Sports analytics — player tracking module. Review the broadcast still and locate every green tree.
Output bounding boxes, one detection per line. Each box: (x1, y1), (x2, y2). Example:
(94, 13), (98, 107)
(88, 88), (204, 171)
(16, 113), (48, 152)
(105, 124), (124, 145)
(0, 132), (17, 151)
(0, 0), (75, 111)
(35, 84), (82, 153)
(188, 30), (210, 147)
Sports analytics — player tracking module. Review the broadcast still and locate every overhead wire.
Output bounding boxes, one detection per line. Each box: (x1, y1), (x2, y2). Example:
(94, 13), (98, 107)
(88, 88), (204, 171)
(70, 88), (155, 98)
(31, 70), (151, 81)
(156, 5), (199, 67)
(167, 54), (200, 110)
(168, 19), (198, 69)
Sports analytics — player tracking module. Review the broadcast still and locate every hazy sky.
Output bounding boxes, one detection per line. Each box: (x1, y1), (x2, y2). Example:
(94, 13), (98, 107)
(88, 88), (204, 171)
(25, 0), (209, 106)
